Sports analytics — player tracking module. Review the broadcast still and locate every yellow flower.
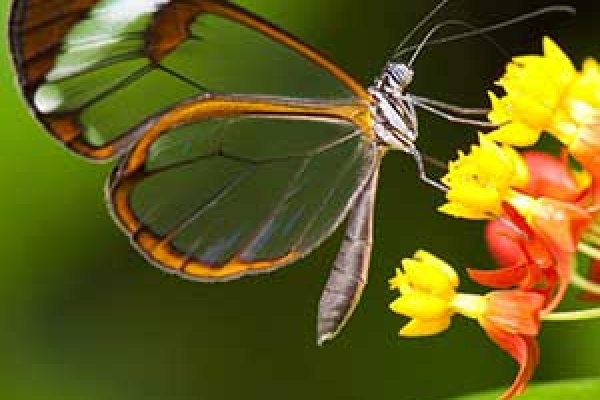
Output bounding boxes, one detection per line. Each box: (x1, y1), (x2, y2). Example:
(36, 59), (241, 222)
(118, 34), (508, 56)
(550, 57), (600, 147)
(559, 59), (600, 177)
(439, 135), (529, 219)
(487, 93), (545, 146)
(487, 37), (579, 146)
(389, 251), (545, 399)
(388, 250), (543, 337)
(389, 250), (459, 336)
(487, 37), (600, 178)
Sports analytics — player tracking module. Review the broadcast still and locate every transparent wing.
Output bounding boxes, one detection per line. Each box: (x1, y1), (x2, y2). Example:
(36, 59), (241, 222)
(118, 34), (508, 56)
(9, 0), (369, 159)
(108, 95), (378, 280)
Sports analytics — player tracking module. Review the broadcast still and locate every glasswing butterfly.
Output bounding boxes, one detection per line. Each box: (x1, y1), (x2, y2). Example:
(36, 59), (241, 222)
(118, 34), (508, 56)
(11, 0), (555, 343)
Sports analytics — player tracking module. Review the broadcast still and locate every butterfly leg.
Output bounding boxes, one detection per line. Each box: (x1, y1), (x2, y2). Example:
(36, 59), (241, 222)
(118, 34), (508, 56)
(409, 147), (448, 192)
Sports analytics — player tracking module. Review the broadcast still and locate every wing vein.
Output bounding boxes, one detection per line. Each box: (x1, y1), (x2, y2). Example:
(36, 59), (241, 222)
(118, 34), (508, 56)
(156, 63), (209, 92)
(152, 164), (256, 255)
(235, 130), (362, 260)
(21, 9), (91, 34)
(234, 157), (312, 261)
(69, 63), (153, 112)
(292, 138), (367, 252)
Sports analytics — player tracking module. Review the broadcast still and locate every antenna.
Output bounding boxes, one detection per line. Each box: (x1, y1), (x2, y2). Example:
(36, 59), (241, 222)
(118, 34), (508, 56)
(392, 0), (453, 60)
(395, 5), (575, 62)
(407, 20), (471, 67)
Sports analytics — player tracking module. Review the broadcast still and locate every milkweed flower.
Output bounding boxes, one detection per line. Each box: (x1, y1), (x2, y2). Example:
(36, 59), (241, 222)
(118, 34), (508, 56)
(468, 217), (558, 294)
(440, 139), (593, 257)
(518, 151), (590, 203)
(446, 149), (592, 311)
(470, 212), (572, 313)
(440, 142), (594, 250)
(441, 141), (598, 313)
(487, 37), (600, 182)
(487, 37), (577, 146)
(389, 251), (544, 400)
(440, 135), (529, 219)
(393, 38), (600, 400)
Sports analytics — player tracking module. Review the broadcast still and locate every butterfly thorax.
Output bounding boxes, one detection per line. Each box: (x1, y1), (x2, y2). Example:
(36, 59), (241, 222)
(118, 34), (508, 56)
(368, 63), (418, 152)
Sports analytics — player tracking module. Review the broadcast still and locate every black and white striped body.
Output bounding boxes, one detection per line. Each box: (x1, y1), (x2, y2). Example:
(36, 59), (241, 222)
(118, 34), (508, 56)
(369, 63), (418, 151)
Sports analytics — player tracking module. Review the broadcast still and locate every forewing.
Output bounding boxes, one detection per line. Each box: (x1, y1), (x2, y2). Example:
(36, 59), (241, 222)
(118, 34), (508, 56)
(108, 96), (377, 280)
(9, 0), (368, 159)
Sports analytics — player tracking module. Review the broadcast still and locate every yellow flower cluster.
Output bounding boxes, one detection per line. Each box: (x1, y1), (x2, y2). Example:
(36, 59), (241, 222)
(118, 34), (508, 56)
(487, 37), (579, 145)
(489, 37), (600, 152)
(440, 37), (600, 221)
(389, 251), (490, 336)
(440, 135), (529, 219)
(389, 250), (458, 336)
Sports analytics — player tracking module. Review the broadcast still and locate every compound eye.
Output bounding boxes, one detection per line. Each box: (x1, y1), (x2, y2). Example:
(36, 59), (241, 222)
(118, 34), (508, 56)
(386, 63), (414, 87)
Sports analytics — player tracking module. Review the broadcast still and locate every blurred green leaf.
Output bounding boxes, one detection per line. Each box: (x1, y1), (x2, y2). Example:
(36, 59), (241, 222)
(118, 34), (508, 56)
(451, 378), (600, 400)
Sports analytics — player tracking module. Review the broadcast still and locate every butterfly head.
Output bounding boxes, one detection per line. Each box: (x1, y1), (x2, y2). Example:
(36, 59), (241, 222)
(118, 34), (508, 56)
(382, 62), (414, 92)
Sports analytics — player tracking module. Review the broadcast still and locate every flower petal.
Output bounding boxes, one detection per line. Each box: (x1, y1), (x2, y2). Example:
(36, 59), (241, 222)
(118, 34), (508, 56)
(389, 268), (407, 291)
(525, 198), (592, 253)
(485, 218), (529, 269)
(542, 36), (576, 84)
(480, 321), (540, 400)
(468, 266), (527, 289)
(441, 136), (530, 220)
(403, 251), (459, 294)
(389, 292), (451, 320)
(399, 317), (452, 337)
(569, 120), (600, 181)
(521, 151), (588, 202)
(484, 291), (544, 335)
(438, 202), (491, 220)
(486, 123), (541, 147)
(540, 248), (575, 313)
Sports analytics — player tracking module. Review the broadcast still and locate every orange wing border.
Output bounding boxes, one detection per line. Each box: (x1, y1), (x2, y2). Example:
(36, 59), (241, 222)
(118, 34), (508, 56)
(108, 94), (374, 281)
(10, 0), (371, 161)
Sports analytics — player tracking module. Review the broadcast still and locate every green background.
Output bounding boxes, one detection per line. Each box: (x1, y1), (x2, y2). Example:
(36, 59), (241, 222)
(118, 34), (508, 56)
(2, 0), (600, 399)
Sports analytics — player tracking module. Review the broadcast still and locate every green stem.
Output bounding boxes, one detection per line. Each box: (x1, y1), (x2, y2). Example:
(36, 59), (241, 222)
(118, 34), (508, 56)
(570, 268), (600, 295)
(578, 242), (600, 261)
(543, 308), (600, 321)
(542, 258), (600, 322)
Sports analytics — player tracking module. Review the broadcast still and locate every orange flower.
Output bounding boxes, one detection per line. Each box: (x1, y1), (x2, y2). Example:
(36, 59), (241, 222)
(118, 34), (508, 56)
(468, 217), (556, 293)
(480, 290), (542, 400)
(467, 152), (591, 312)
(390, 252), (544, 400)
(519, 151), (589, 203)
(439, 139), (593, 255)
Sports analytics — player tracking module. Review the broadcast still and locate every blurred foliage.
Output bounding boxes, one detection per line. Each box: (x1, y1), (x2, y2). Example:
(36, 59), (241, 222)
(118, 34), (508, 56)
(452, 378), (600, 399)
(1, 0), (600, 399)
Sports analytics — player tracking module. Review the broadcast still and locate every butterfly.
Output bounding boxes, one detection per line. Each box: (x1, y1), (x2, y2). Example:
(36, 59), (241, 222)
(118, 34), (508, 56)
(10, 0), (477, 344)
